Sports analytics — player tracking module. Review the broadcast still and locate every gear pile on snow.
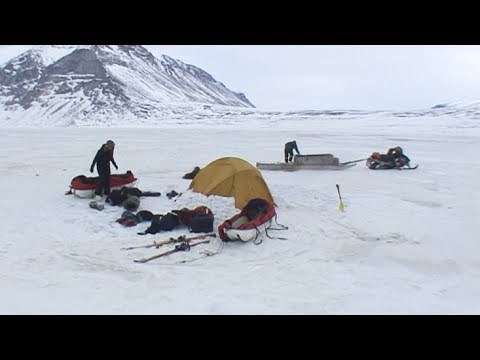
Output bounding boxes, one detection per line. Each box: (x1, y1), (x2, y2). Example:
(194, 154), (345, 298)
(366, 146), (418, 170)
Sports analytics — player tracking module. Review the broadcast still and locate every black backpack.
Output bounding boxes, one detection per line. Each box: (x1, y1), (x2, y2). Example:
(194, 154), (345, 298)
(244, 198), (269, 220)
(107, 189), (129, 206)
(187, 206), (214, 233)
(141, 212), (180, 235)
(121, 186), (143, 197)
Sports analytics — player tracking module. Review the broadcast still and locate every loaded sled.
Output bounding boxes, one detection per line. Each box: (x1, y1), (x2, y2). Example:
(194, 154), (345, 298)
(257, 154), (356, 171)
(67, 170), (138, 198)
(218, 198), (277, 242)
(366, 151), (417, 170)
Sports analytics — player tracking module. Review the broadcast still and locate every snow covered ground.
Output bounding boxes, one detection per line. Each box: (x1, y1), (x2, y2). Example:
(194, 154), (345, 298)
(1, 109), (479, 314)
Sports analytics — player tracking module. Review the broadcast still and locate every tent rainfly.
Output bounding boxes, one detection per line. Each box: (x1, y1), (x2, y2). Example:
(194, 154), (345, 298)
(188, 157), (275, 209)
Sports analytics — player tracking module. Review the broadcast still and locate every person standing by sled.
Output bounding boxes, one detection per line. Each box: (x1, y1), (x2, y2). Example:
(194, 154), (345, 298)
(90, 140), (118, 200)
(284, 140), (300, 163)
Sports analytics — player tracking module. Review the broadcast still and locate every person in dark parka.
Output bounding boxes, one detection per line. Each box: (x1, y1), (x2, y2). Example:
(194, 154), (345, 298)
(284, 140), (300, 163)
(90, 140), (118, 197)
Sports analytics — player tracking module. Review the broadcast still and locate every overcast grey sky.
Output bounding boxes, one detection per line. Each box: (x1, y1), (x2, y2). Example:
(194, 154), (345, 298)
(2, 45), (479, 111)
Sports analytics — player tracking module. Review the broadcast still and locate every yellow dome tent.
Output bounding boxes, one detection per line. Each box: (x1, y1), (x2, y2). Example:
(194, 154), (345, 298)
(188, 157), (275, 209)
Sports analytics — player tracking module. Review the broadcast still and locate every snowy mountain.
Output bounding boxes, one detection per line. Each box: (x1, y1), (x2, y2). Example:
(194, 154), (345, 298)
(0, 45), (478, 127)
(0, 45), (254, 126)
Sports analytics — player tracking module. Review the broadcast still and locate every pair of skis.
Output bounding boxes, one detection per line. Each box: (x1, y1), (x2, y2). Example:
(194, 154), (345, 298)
(122, 233), (216, 263)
